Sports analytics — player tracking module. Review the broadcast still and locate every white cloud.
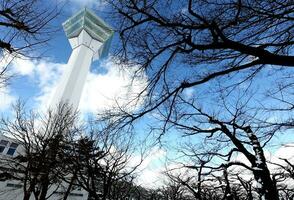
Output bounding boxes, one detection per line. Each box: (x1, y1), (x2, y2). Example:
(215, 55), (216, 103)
(5, 55), (147, 115)
(267, 144), (294, 168)
(233, 144), (294, 170)
(0, 53), (36, 77)
(33, 61), (67, 112)
(11, 58), (36, 76)
(130, 147), (167, 188)
(0, 55), (66, 112)
(229, 144), (294, 184)
(0, 54), (18, 111)
(80, 59), (147, 114)
(60, 0), (107, 12)
(132, 148), (204, 188)
(129, 144), (294, 190)
(0, 87), (16, 112)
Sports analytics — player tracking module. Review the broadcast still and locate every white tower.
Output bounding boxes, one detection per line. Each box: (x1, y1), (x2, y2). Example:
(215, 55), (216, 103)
(51, 8), (114, 110)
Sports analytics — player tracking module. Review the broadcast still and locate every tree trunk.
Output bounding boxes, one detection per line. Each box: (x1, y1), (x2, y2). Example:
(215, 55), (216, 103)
(246, 127), (279, 200)
(39, 176), (50, 200)
(223, 168), (233, 200)
(23, 192), (31, 200)
(63, 172), (77, 200)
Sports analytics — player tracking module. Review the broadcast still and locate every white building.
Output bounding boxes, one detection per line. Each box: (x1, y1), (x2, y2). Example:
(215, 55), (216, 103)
(0, 133), (88, 200)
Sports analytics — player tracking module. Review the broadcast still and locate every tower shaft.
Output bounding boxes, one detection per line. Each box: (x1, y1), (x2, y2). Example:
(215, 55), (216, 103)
(52, 42), (97, 110)
(50, 8), (113, 110)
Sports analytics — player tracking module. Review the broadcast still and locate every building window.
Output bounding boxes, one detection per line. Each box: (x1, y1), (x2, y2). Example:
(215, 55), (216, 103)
(0, 140), (9, 153)
(69, 193), (83, 197)
(0, 146), (5, 153)
(53, 191), (83, 197)
(6, 142), (18, 156)
(6, 183), (22, 188)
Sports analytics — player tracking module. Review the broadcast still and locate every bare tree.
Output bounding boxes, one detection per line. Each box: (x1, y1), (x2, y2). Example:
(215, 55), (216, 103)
(68, 122), (143, 200)
(0, 102), (80, 200)
(0, 0), (60, 55)
(150, 87), (292, 200)
(101, 0), (294, 129)
(97, 1), (294, 199)
(0, 0), (61, 88)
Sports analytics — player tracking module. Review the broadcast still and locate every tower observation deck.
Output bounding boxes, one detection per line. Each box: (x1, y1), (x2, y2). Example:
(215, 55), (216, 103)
(51, 8), (114, 110)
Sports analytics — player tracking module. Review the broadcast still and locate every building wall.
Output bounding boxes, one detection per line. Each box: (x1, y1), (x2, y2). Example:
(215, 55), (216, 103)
(0, 134), (88, 200)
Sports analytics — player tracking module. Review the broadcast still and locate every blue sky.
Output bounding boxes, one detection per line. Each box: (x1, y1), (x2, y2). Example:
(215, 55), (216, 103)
(0, 0), (293, 188)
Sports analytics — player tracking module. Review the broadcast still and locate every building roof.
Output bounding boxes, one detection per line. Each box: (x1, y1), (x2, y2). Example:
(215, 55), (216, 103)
(63, 8), (114, 43)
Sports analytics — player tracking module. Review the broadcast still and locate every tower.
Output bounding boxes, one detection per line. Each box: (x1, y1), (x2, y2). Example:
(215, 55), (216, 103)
(51, 8), (114, 110)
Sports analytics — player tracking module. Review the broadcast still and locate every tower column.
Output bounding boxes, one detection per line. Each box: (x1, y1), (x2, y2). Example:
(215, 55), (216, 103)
(51, 44), (93, 110)
(50, 8), (114, 111)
